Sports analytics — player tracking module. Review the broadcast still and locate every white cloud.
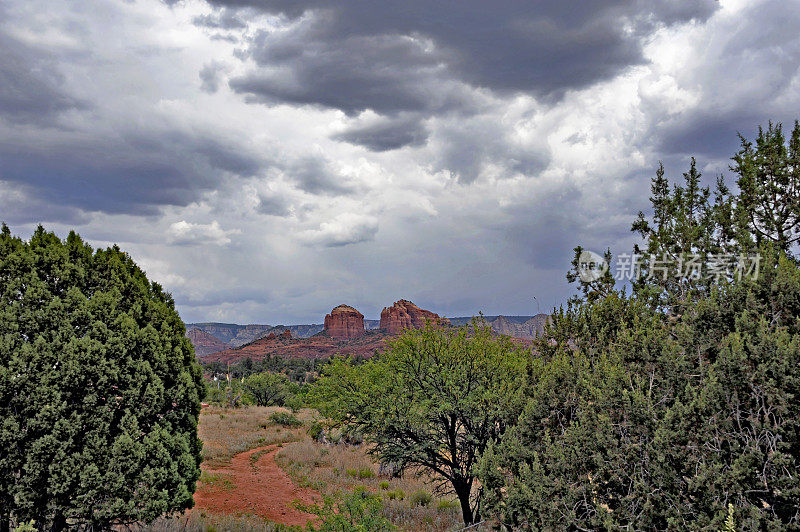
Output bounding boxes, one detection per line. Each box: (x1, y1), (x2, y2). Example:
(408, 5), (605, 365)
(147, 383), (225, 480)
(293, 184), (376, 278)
(300, 213), (379, 247)
(167, 220), (238, 246)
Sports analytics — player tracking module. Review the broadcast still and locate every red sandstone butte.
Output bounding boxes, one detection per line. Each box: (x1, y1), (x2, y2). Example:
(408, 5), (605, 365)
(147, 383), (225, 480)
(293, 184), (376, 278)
(323, 304), (366, 340)
(379, 299), (449, 334)
(186, 328), (232, 356)
(280, 329), (292, 339)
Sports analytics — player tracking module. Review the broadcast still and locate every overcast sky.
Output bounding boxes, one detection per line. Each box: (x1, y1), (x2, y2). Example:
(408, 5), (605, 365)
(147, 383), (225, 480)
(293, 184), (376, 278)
(1, 0), (799, 324)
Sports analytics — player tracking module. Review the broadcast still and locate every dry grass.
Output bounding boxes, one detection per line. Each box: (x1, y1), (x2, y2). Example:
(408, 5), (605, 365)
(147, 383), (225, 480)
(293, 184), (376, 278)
(195, 406), (465, 530)
(144, 512), (300, 531)
(199, 406), (315, 469)
(275, 438), (462, 531)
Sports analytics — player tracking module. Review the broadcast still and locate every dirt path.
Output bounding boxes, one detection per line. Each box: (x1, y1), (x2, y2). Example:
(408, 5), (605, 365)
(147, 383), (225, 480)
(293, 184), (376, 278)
(194, 444), (319, 526)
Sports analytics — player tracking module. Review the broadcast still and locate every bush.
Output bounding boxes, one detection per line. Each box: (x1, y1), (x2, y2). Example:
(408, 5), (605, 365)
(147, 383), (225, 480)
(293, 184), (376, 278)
(308, 421), (324, 441)
(386, 490), (405, 501)
(243, 372), (290, 407)
(379, 481), (390, 491)
(269, 411), (302, 427)
(409, 491), (433, 507)
(284, 394), (304, 412)
(436, 500), (460, 511)
(481, 251), (800, 529)
(296, 487), (395, 531)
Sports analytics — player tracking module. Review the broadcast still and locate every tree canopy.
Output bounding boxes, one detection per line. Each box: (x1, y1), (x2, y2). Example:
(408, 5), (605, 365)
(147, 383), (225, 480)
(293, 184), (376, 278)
(0, 225), (204, 531)
(312, 323), (528, 525)
(479, 122), (800, 530)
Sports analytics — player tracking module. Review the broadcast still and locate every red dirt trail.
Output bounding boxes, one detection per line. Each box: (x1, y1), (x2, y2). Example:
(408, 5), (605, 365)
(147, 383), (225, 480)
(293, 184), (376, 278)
(193, 444), (319, 526)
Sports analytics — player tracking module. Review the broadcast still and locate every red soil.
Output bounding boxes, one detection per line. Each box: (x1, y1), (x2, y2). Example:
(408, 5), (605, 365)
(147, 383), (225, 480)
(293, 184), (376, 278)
(193, 445), (319, 526)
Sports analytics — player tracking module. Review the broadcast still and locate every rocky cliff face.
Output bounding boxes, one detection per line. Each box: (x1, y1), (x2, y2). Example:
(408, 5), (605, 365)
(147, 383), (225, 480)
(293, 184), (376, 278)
(379, 299), (449, 334)
(490, 314), (549, 339)
(186, 328), (232, 356)
(323, 304), (366, 340)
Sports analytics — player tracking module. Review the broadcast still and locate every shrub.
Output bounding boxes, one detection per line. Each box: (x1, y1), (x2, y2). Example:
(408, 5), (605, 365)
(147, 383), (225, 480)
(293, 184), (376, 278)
(308, 421), (324, 441)
(284, 395), (304, 412)
(243, 372), (290, 407)
(379, 481), (390, 491)
(436, 500), (460, 511)
(269, 411), (302, 427)
(386, 490), (405, 501)
(296, 487), (395, 531)
(410, 491), (433, 507)
(357, 467), (375, 479)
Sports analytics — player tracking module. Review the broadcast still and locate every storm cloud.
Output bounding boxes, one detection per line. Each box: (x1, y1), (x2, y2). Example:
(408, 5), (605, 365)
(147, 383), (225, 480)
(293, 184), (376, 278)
(2, 0), (799, 324)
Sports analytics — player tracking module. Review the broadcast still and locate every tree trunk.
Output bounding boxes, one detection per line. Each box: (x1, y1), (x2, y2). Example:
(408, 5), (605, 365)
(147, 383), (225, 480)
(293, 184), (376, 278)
(454, 481), (474, 526)
(52, 511), (66, 532)
(0, 511), (9, 532)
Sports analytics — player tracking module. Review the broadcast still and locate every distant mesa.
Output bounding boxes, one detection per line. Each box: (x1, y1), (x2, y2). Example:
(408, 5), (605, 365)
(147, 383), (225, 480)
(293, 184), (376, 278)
(188, 302), (547, 363)
(324, 304), (365, 340)
(379, 299), (450, 334)
(186, 328), (232, 356)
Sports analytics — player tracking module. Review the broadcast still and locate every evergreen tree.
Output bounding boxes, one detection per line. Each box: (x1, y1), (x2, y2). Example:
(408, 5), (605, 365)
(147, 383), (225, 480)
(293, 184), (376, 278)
(733, 121), (800, 252)
(479, 123), (800, 530)
(0, 225), (204, 531)
(481, 249), (800, 530)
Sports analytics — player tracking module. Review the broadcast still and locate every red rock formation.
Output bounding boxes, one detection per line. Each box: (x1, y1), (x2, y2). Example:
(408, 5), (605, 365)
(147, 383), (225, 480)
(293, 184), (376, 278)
(186, 328), (232, 356)
(379, 300), (449, 334)
(323, 304), (366, 340)
(280, 329), (292, 339)
(203, 330), (390, 363)
(265, 332), (277, 340)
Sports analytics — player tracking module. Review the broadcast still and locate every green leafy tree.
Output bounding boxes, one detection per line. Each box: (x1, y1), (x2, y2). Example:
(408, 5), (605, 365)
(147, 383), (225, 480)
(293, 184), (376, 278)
(0, 225), (204, 531)
(312, 323), (528, 526)
(242, 371), (290, 407)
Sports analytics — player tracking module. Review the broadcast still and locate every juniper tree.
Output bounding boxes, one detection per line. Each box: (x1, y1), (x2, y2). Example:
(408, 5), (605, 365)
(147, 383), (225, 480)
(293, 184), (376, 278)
(0, 225), (204, 531)
(479, 123), (800, 530)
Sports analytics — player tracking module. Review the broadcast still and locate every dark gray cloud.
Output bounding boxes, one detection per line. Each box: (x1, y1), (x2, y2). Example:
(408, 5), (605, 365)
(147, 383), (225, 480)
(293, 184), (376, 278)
(0, 129), (263, 217)
(174, 286), (273, 307)
(257, 192), (291, 216)
(284, 155), (356, 195)
(432, 114), (550, 183)
(0, 33), (83, 124)
(333, 115), (428, 151)
(221, 0), (718, 117)
(652, 1), (800, 161)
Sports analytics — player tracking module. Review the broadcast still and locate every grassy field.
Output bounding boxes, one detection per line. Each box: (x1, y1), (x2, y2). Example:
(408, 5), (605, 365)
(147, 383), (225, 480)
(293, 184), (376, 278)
(150, 405), (465, 531)
(198, 405), (315, 469)
(276, 438), (463, 531)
